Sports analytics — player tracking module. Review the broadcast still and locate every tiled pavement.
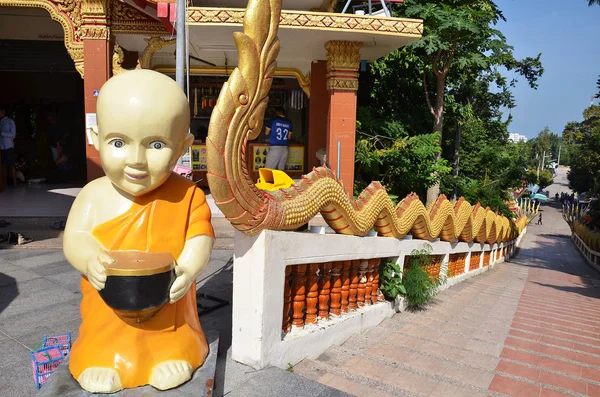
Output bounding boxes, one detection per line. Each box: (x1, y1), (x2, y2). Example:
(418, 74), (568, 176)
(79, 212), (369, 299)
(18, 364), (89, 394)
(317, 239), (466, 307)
(295, 168), (600, 397)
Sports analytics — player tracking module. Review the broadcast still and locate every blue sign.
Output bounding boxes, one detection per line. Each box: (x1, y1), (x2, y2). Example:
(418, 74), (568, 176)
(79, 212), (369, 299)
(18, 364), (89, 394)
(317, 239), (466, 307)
(93, 90), (99, 97)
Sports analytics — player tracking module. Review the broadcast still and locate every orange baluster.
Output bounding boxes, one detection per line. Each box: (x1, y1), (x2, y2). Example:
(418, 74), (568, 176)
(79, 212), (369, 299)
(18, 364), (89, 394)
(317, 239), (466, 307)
(452, 254), (459, 277)
(318, 262), (332, 319)
(305, 264), (319, 324)
(348, 260), (359, 310)
(330, 262), (342, 316)
(292, 264), (307, 328)
(357, 260), (368, 307)
(365, 259), (376, 305)
(470, 252), (481, 271)
(341, 261), (350, 313)
(371, 258), (381, 303)
(282, 265), (292, 333)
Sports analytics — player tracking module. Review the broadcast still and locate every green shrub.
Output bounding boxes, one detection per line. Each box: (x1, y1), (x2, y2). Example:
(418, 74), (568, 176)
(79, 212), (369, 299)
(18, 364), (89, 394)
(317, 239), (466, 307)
(379, 259), (406, 299)
(403, 245), (443, 309)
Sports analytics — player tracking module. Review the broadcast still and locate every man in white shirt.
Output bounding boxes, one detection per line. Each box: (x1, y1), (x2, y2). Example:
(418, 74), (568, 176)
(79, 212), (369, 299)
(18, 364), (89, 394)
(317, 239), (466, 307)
(0, 106), (17, 187)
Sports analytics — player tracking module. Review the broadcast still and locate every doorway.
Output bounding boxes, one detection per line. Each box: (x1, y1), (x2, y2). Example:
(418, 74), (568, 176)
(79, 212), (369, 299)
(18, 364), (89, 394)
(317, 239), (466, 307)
(0, 7), (86, 185)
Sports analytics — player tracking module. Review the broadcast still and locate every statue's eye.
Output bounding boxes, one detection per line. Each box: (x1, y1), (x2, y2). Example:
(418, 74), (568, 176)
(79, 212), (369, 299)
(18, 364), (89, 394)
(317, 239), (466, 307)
(110, 139), (125, 148)
(151, 141), (165, 150)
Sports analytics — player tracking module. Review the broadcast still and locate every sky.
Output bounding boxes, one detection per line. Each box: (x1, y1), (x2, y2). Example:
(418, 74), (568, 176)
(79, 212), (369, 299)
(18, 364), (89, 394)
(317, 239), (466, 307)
(494, 0), (600, 139)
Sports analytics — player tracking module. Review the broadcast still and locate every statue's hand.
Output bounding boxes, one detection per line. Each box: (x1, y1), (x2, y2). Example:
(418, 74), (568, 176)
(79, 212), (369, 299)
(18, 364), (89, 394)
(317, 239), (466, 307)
(86, 252), (113, 291)
(169, 264), (194, 304)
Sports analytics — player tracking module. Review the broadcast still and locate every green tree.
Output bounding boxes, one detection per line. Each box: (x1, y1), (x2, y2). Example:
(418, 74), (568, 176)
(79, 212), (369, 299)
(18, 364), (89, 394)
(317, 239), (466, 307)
(525, 127), (562, 173)
(560, 120), (586, 166)
(355, 1), (544, 208)
(538, 170), (554, 190)
(440, 116), (528, 216)
(525, 169), (538, 185)
(398, 0), (543, 204)
(565, 105), (600, 194)
(530, 127), (551, 157)
(354, 108), (451, 199)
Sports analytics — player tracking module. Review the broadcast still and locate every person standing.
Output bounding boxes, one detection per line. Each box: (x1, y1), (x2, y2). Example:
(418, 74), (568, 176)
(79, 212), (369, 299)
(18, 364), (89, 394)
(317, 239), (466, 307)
(264, 107), (292, 171)
(0, 105), (17, 187)
(47, 113), (68, 163)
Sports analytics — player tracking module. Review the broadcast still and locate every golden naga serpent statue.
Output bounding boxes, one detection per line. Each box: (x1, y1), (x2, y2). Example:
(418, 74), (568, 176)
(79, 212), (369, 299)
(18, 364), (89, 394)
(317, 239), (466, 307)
(206, 0), (530, 244)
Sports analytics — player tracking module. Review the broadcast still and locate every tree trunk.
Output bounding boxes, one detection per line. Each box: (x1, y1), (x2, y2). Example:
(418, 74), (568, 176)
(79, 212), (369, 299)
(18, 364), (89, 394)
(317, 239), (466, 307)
(426, 73), (446, 206)
(451, 123), (461, 201)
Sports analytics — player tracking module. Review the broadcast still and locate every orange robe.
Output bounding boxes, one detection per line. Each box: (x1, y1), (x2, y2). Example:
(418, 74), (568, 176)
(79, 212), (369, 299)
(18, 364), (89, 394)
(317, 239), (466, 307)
(69, 174), (215, 389)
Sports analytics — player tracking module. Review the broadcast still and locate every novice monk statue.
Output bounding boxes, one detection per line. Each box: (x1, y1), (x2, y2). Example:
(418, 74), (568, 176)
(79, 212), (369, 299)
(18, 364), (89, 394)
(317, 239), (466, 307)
(63, 70), (214, 393)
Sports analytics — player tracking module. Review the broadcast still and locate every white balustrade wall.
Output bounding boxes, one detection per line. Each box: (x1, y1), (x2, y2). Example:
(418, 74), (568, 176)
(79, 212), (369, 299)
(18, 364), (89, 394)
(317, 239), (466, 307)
(231, 228), (527, 370)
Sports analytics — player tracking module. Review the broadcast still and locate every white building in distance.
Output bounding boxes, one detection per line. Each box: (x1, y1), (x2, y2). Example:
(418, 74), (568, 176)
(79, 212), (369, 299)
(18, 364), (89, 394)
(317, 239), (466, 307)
(508, 133), (528, 143)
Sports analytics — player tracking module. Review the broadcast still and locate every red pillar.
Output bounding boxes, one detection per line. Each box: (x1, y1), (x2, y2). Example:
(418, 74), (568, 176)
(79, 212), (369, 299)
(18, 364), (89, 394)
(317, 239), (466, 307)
(307, 61), (329, 171)
(325, 41), (362, 198)
(326, 91), (357, 197)
(83, 39), (110, 182)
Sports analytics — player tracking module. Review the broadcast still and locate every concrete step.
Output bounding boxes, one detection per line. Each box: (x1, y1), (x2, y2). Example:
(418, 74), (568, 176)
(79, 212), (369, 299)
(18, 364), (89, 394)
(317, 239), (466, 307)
(294, 357), (394, 397)
(223, 366), (352, 397)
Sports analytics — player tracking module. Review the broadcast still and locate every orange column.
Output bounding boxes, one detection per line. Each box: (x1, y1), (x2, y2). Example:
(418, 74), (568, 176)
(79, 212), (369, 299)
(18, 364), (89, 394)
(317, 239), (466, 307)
(83, 38), (110, 181)
(307, 61), (329, 171)
(325, 41), (362, 198)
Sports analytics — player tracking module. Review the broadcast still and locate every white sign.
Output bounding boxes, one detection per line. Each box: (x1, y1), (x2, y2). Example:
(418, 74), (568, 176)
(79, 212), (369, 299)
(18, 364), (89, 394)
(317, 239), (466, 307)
(85, 113), (97, 145)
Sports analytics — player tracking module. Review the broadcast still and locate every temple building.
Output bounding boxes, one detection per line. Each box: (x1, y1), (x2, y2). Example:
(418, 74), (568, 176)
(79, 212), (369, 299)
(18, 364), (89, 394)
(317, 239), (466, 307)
(0, 0), (422, 196)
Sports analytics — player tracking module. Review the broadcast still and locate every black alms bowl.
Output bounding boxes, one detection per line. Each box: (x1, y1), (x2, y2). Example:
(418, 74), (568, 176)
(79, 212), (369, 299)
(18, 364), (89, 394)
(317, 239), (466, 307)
(99, 251), (176, 322)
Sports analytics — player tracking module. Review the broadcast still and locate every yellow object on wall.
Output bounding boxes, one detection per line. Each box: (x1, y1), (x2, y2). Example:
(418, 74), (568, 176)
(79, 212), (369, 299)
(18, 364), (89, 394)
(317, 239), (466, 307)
(255, 168), (295, 191)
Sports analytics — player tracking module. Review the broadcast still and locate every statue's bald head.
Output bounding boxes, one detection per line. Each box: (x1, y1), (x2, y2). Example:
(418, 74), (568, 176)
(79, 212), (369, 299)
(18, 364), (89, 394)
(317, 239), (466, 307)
(93, 70), (193, 197)
(96, 70), (190, 146)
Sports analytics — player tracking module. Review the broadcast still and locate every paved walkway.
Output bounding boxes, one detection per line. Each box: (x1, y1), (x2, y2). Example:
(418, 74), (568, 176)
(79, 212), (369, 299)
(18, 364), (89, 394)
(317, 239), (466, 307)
(296, 168), (600, 396)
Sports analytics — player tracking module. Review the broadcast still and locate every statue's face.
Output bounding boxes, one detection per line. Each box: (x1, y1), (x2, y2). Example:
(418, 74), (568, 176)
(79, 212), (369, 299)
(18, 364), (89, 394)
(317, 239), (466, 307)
(95, 70), (191, 198)
(97, 118), (183, 197)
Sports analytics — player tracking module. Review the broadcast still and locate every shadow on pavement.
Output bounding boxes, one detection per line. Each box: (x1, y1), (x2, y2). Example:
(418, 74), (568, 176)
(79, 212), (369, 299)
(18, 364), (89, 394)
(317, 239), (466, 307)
(530, 281), (600, 298)
(0, 273), (19, 314)
(196, 257), (235, 397)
